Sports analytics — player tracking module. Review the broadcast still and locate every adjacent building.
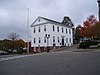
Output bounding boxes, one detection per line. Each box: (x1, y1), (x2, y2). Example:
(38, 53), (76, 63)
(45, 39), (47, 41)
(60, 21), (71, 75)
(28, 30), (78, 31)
(30, 16), (74, 53)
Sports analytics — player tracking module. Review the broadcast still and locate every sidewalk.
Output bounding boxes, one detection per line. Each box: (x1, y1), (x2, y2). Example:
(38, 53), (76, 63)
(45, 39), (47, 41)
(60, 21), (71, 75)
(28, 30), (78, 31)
(50, 45), (77, 52)
(50, 45), (100, 52)
(73, 48), (100, 52)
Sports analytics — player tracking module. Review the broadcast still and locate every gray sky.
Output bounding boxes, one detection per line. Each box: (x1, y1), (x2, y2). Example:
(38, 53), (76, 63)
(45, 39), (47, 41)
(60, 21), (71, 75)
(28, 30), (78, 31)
(0, 0), (98, 41)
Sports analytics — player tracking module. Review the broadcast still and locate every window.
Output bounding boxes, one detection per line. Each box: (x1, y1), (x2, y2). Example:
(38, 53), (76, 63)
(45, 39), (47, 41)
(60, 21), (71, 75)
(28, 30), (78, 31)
(44, 25), (46, 31)
(53, 36), (55, 42)
(66, 29), (67, 33)
(53, 25), (55, 31)
(44, 37), (46, 43)
(62, 28), (64, 33)
(39, 37), (41, 43)
(58, 37), (59, 43)
(57, 27), (59, 32)
(38, 19), (40, 22)
(34, 38), (36, 43)
(33, 27), (35, 33)
(66, 38), (68, 43)
(39, 27), (40, 32)
(69, 38), (71, 43)
(69, 29), (71, 34)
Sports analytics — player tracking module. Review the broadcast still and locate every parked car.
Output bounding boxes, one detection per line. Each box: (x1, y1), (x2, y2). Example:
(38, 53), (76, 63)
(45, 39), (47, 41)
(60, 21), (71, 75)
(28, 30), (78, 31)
(0, 50), (8, 55)
(12, 49), (17, 53)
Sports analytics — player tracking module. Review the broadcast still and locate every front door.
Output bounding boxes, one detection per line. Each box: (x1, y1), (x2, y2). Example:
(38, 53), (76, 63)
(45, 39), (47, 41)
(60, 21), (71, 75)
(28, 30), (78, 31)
(62, 38), (64, 46)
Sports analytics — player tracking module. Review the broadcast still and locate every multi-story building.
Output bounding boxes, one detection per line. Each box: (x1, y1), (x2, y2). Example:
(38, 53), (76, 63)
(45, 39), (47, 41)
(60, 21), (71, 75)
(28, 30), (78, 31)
(30, 16), (74, 53)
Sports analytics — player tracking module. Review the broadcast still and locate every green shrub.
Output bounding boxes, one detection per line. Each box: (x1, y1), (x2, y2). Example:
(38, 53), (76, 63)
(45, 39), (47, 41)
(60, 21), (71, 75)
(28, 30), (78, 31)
(79, 42), (90, 49)
(16, 50), (24, 54)
(79, 41), (98, 49)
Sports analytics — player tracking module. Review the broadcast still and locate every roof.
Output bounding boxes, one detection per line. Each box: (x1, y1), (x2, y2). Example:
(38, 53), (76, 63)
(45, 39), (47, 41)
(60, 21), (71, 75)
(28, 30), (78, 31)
(40, 16), (62, 24)
(31, 16), (74, 28)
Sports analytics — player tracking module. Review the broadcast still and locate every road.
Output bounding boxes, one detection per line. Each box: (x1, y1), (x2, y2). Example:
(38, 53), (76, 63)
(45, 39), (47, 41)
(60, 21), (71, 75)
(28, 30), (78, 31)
(0, 50), (100, 75)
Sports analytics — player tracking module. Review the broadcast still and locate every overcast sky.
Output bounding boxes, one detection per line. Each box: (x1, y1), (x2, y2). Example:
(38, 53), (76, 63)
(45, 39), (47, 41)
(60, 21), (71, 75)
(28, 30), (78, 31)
(0, 0), (98, 41)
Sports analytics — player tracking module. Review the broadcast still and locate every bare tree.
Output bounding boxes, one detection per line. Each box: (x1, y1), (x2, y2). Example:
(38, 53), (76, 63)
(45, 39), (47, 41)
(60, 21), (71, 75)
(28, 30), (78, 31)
(8, 32), (19, 50)
(8, 32), (19, 41)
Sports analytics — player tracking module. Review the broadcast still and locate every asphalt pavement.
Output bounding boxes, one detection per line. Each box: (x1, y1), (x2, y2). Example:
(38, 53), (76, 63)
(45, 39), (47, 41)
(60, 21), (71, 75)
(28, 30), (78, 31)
(0, 49), (100, 75)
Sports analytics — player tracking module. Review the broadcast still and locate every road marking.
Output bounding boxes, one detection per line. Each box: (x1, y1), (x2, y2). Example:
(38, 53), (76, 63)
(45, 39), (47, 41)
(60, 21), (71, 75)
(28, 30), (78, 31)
(0, 55), (30, 61)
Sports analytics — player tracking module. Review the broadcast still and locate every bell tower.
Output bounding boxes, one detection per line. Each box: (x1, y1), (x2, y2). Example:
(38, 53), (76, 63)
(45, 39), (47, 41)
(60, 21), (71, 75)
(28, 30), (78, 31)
(97, 0), (100, 21)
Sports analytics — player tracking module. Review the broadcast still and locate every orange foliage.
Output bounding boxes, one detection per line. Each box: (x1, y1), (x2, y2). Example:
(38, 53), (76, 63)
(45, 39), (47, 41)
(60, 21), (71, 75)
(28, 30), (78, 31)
(80, 15), (98, 38)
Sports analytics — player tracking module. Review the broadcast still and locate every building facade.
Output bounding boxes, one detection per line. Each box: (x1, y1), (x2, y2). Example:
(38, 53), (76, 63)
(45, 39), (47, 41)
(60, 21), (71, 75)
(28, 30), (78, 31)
(30, 16), (74, 53)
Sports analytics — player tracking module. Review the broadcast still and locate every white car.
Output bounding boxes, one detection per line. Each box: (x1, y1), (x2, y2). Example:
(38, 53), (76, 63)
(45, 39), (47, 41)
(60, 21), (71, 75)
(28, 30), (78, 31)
(0, 50), (8, 55)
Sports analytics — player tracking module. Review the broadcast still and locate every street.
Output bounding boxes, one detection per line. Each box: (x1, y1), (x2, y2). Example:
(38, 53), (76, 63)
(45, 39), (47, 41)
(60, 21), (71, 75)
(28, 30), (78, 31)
(0, 50), (100, 75)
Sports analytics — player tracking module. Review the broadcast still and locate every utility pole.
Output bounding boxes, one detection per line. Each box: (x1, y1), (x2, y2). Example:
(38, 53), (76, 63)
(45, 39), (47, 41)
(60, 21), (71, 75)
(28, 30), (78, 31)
(27, 8), (30, 54)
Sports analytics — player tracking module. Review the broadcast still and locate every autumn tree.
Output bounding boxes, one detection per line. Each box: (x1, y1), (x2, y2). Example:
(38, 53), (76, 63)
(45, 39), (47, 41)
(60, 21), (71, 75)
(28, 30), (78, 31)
(0, 32), (26, 54)
(93, 22), (100, 40)
(80, 15), (98, 39)
(0, 40), (4, 50)
(0, 39), (12, 51)
(16, 39), (26, 50)
(2, 39), (12, 50)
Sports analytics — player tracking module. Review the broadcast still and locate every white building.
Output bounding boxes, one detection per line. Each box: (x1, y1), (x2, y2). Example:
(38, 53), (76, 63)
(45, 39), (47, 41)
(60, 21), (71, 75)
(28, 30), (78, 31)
(30, 16), (74, 53)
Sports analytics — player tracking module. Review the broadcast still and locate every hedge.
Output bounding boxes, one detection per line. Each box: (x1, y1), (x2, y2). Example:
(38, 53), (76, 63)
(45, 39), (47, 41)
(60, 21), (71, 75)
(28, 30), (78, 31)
(79, 41), (98, 49)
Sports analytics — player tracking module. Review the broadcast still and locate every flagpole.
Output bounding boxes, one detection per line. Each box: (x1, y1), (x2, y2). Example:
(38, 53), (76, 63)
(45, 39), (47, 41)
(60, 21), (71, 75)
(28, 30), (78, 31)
(27, 8), (29, 54)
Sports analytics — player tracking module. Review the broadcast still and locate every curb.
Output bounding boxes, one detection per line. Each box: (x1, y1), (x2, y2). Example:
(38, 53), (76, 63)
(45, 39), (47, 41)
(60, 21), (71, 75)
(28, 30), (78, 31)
(72, 49), (100, 52)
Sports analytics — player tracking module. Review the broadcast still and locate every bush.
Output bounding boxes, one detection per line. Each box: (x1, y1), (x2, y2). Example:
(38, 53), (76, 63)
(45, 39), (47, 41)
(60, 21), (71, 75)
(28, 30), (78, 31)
(79, 41), (98, 49)
(16, 50), (26, 54)
(79, 42), (90, 49)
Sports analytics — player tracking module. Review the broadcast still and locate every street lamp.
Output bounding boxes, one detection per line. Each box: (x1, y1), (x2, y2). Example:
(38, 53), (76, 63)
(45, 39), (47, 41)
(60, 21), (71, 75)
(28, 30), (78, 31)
(45, 34), (50, 52)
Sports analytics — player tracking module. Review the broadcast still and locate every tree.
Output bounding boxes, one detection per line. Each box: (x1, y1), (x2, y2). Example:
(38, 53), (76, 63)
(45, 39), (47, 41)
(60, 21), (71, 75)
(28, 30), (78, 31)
(2, 39), (11, 50)
(80, 15), (98, 39)
(0, 40), (3, 50)
(75, 25), (83, 43)
(0, 39), (12, 51)
(8, 32), (19, 41)
(16, 39), (26, 50)
(93, 22), (100, 40)
(62, 16), (74, 27)
(0, 32), (26, 54)
(8, 32), (19, 50)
